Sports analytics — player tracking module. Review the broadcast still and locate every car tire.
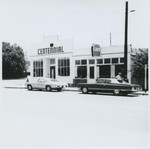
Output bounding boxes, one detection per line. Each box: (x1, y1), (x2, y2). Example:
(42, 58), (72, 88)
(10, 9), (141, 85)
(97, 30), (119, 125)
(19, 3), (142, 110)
(46, 86), (51, 91)
(113, 89), (120, 95)
(27, 85), (32, 91)
(81, 87), (88, 94)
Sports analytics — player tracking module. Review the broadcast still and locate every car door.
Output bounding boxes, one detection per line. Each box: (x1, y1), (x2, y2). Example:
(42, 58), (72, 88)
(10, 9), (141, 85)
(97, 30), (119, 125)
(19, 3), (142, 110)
(102, 80), (112, 91)
(95, 79), (106, 91)
(36, 79), (46, 89)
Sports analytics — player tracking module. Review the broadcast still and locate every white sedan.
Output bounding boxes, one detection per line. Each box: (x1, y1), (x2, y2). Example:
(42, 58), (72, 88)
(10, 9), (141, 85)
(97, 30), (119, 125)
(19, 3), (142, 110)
(25, 77), (68, 92)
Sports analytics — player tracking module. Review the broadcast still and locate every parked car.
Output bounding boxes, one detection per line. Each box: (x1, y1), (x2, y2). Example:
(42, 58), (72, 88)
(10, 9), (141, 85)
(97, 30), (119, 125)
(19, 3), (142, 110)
(77, 78), (142, 96)
(25, 77), (68, 92)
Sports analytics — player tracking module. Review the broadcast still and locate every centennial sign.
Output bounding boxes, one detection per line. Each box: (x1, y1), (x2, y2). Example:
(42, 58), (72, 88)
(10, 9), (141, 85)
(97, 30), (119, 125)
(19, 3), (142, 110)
(91, 44), (101, 57)
(38, 46), (63, 55)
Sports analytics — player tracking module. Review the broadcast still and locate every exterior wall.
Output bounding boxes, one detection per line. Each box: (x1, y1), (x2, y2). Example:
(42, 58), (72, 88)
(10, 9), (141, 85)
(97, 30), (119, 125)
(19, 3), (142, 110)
(29, 37), (132, 85)
(73, 54), (126, 83)
(29, 51), (132, 84)
(30, 52), (74, 84)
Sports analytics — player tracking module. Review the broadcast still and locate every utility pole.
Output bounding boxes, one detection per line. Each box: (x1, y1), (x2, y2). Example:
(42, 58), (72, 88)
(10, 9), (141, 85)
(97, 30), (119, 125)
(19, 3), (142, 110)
(124, 1), (128, 81)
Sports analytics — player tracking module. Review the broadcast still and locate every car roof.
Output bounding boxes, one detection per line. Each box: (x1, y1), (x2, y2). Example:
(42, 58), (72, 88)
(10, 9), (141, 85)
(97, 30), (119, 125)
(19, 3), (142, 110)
(96, 78), (123, 83)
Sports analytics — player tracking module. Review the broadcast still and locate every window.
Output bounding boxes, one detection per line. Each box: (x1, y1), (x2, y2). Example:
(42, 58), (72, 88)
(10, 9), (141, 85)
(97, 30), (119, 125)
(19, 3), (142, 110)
(75, 60), (80, 65)
(120, 57), (124, 63)
(97, 59), (103, 64)
(50, 43), (54, 47)
(77, 66), (87, 78)
(104, 58), (110, 64)
(81, 60), (87, 65)
(50, 59), (55, 64)
(112, 58), (118, 63)
(89, 59), (95, 64)
(99, 65), (111, 78)
(33, 60), (43, 77)
(58, 58), (70, 76)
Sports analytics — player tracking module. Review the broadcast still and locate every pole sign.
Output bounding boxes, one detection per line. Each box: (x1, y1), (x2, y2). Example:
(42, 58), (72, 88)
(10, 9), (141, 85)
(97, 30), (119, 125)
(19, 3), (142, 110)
(38, 46), (63, 55)
(91, 44), (101, 57)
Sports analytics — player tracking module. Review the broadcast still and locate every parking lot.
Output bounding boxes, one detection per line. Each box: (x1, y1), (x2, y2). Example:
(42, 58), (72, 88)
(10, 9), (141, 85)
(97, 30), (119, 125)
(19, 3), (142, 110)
(1, 88), (149, 149)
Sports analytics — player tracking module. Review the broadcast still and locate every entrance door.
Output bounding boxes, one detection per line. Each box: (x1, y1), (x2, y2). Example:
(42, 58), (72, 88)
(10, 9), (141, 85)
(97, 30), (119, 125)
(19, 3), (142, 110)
(50, 66), (55, 79)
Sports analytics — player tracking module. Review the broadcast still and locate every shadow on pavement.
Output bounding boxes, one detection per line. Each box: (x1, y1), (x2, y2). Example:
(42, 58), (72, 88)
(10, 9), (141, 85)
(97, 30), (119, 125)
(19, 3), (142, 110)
(78, 92), (141, 97)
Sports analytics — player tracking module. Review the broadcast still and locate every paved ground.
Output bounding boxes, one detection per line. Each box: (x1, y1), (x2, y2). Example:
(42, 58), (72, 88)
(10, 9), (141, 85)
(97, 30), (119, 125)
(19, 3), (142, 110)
(1, 88), (149, 149)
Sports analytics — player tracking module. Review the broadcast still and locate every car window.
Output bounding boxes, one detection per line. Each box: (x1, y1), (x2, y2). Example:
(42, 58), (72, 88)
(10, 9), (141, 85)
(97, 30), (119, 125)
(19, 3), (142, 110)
(50, 79), (59, 82)
(106, 80), (111, 83)
(97, 79), (107, 83)
(37, 79), (47, 83)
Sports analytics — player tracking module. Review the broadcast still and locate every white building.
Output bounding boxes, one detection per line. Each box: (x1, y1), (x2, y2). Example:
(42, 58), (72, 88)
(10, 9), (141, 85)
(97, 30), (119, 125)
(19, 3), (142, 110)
(29, 36), (132, 86)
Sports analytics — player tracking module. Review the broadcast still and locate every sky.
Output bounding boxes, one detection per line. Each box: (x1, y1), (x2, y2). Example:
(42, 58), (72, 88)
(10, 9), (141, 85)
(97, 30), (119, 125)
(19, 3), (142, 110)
(0, 0), (150, 55)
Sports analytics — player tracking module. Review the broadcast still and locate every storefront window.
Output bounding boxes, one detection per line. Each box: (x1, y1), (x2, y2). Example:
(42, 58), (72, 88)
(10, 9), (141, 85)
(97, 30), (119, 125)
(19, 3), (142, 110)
(58, 59), (70, 76)
(75, 60), (80, 65)
(115, 64), (124, 76)
(81, 60), (87, 65)
(89, 59), (95, 64)
(33, 60), (43, 77)
(99, 65), (110, 78)
(77, 66), (87, 78)
(120, 57), (124, 63)
(104, 58), (110, 64)
(112, 58), (118, 63)
(97, 59), (103, 64)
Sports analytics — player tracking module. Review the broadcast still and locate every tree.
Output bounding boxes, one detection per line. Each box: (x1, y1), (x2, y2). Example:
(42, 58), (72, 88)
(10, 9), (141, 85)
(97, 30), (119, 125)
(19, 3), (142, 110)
(131, 48), (148, 78)
(2, 42), (27, 79)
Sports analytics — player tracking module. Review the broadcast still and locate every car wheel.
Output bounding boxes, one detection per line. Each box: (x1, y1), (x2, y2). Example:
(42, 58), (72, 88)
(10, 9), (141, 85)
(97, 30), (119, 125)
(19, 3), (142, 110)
(81, 87), (88, 94)
(46, 86), (51, 91)
(27, 85), (32, 91)
(113, 89), (120, 95)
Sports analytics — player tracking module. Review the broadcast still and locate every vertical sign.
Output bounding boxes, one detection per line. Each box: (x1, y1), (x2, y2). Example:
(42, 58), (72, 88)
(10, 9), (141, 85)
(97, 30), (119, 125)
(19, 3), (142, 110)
(91, 44), (101, 57)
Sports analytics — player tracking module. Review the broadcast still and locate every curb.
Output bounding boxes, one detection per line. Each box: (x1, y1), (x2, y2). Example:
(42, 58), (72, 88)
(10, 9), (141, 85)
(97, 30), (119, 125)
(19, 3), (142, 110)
(3, 87), (148, 95)
(63, 89), (78, 92)
(4, 86), (78, 92)
(4, 87), (26, 89)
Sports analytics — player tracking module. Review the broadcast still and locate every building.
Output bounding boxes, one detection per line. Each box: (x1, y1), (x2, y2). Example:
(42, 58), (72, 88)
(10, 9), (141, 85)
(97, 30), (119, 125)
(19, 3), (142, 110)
(29, 36), (133, 86)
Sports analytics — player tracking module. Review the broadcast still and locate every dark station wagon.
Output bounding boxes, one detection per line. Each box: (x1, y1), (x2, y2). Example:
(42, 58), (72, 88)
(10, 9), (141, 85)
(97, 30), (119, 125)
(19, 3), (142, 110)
(77, 78), (142, 96)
